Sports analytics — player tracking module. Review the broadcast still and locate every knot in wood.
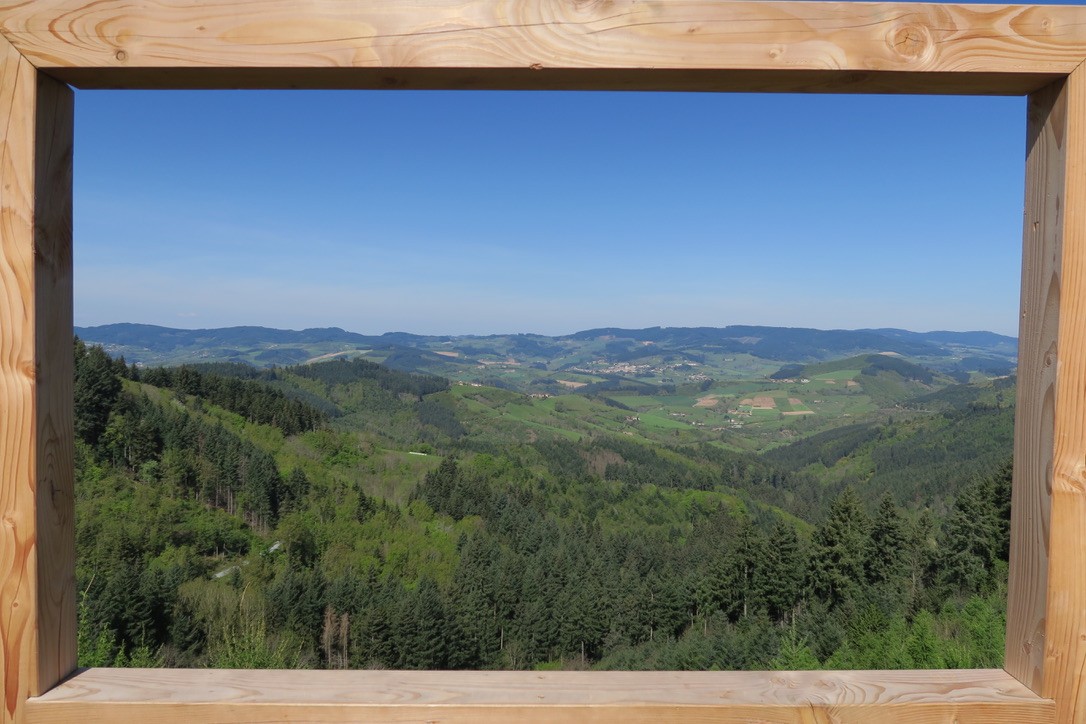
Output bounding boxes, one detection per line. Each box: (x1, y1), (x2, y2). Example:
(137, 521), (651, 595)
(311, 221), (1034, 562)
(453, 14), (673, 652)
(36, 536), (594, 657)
(114, 49), (128, 62)
(571, 0), (614, 11)
(888, 24), (932, 62)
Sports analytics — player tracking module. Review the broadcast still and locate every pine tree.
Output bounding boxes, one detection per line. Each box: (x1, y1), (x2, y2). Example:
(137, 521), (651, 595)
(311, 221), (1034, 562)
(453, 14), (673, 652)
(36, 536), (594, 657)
(867, 494), (908, 585)
(715, 515), (768, 621)
(406, 577), (449, 669)
(905, 610), (946, 668)
(760, 521), (806, 624)
(809, 487), (870, 607)
(771, 625), (820, 670)
(939, 472), (1005, 595)
(449, 533), (499, 668)
(419, 457), (459, 515)
(74, 339), (122, 446)
(282, 467), (311, 513)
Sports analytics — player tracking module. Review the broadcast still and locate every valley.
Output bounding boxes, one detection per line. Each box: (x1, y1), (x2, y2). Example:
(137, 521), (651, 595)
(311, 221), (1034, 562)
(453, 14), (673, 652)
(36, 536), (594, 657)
(78, 323), (1015, 455)
(71, 324), (1016, 672)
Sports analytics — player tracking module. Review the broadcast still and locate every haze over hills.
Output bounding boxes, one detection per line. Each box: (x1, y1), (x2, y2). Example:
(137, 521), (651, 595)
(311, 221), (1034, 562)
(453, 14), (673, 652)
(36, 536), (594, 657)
(76, 322), (1017, 379)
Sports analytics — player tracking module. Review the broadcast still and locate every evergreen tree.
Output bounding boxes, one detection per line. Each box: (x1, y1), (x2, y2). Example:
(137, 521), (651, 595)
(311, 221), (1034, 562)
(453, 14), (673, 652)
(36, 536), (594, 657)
(939, 469), (1007, 595)
(403, 577), (449, 669)
(74, 339), (122, 445)
(905, 610), (946, 668)
(350, 573), (398, 668)
(761, 522), (805, 624)
(717, 516), (768, 620)
(905, 508), (938, 609)
(419, 457), (459, 515)
(867, 494), (908, 586)
(282, 467), (311, 514)
(449, 533), (500, 668)
(809, 487), (870, 607)
(770, 625), (820, 670)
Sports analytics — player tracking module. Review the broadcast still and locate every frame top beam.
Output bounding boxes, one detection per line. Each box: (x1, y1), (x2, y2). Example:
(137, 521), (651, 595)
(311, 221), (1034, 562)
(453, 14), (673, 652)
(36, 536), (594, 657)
(1, 1), (1085, 93)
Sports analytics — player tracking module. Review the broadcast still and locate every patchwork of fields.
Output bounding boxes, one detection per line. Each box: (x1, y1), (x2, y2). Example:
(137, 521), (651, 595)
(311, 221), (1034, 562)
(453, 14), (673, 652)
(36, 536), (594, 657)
(444, 356), (957, 454)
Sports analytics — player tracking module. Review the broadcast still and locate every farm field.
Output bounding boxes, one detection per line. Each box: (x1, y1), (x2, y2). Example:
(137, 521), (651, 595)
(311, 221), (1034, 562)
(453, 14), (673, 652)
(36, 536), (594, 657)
(563, 356), (962, 451)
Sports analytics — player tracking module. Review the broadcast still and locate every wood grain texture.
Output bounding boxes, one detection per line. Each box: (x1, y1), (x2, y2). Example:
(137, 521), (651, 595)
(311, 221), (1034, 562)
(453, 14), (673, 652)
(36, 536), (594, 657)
(31, 64), (75, 704)
(0, 33), (74, 724)
(1, 1), (1086, 93)
(24, 668), (1054, 724)
(0, 37), (38, 724)
(0, 1), (1077, 722)
(1007, 61), (1086, 724)
(1007, 75), (1066, 695)
(1042, 62), (1086, 724)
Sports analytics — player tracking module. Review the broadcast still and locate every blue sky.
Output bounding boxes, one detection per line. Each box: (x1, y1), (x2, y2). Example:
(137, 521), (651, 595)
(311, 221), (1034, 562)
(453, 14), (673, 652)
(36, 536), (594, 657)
(75, 87), (1026, 337)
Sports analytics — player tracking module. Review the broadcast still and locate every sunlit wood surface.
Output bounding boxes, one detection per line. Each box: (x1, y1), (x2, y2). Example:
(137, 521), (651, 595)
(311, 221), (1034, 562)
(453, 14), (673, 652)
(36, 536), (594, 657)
(25, 668), (1054, 724)
(0, 30), (74, 724)
(1, 1), (1085, 723)
(1040, 63), (1086, 724)
(1, 2), (1086, 92)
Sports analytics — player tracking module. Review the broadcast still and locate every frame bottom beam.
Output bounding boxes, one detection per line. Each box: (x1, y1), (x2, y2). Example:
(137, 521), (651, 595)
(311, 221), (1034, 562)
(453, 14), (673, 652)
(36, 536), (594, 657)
(26, 668), (1053, 724)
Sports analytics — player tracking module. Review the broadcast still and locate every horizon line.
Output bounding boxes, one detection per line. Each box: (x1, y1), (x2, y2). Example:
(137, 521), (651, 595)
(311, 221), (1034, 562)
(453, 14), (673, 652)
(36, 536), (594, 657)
(73, 321), (1020, 340)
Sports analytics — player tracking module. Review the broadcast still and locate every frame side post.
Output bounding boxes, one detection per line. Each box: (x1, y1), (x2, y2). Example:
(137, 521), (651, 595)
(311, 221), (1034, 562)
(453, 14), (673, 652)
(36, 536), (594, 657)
(33, 57), (75, 698)
(1011, 63), (1086, 719)
(1042, 62), (1086, 722)
(1007, 74), (1067, 694)
(0, 36), (75, 724)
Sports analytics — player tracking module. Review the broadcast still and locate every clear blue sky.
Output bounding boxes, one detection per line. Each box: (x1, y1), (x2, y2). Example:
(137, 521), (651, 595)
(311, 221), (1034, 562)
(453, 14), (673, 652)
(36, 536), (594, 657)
(75, 84), (1027, 337)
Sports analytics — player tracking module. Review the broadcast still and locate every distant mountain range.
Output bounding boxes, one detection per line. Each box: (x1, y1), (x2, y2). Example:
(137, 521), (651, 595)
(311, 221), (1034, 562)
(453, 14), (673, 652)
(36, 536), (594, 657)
(77, 323), (432, 349)
(76, 322), (1018, 380)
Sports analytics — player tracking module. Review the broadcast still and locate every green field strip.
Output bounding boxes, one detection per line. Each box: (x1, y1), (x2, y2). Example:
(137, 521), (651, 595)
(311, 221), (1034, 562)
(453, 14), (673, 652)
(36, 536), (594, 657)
(811, 369), (861, 381)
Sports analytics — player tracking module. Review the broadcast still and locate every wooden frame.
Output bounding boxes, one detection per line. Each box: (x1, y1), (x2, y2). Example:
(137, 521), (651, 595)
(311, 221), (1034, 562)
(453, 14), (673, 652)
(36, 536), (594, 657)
(1, 1), (1084, 721)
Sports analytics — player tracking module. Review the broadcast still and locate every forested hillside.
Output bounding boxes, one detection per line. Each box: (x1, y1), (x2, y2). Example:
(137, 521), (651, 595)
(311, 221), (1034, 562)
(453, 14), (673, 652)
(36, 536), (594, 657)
(74, 338), (1012, 671)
